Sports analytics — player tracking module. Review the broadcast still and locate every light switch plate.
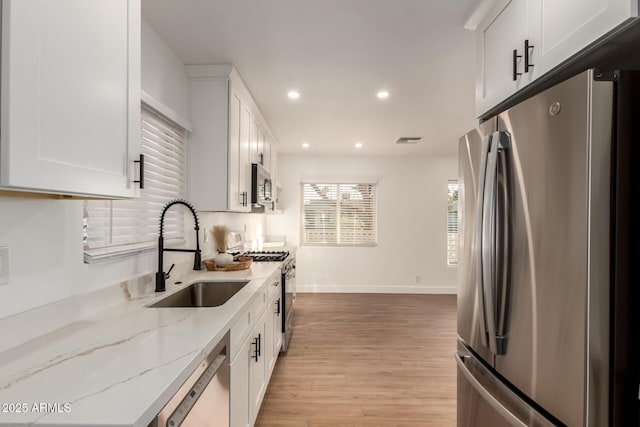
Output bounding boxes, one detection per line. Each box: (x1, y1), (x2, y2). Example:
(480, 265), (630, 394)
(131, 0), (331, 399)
(0, 246), (8, 285)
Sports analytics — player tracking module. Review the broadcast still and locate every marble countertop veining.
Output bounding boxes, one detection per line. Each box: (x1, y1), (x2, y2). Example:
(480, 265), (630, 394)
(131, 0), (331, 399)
(0, 261), (283, 426)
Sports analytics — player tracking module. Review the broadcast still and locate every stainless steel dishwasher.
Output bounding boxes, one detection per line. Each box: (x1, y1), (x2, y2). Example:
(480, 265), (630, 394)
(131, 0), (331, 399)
(150, 332), (230, 427)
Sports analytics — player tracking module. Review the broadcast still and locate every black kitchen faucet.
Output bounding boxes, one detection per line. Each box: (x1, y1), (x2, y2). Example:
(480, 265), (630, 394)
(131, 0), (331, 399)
(156, 199), (202, 292)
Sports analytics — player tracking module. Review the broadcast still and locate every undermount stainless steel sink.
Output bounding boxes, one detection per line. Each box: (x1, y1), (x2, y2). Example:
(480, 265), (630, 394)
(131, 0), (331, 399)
(148, 281), (249, 308)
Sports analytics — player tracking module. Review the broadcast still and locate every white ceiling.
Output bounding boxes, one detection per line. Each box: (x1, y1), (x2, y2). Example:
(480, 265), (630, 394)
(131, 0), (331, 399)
(142, 0), (479, 156)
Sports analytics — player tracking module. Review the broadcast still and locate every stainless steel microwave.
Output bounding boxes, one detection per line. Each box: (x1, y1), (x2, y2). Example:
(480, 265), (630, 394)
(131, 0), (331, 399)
(251, 163), (272, 212)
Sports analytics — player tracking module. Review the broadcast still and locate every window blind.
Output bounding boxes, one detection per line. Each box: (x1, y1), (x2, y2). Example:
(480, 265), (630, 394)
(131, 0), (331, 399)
(447, 180), (459, 266)
(301, 182), (377, 246)
(83, 105), (186, 260)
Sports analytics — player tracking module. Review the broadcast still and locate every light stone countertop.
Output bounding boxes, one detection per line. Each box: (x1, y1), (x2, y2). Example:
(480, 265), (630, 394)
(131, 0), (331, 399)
(0, 261), (284, 426)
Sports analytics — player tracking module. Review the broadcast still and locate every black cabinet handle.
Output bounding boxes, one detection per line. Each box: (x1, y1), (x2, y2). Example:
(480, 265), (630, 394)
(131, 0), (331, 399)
(252, 336), (259, 362)
(275, 298), (281, 315)
(133, 154), (144, 189)
(512, 49), (522, 81)
(241, 191), (247, 207)
(524, 39), (534, 73)
(257, 333), (261, 358)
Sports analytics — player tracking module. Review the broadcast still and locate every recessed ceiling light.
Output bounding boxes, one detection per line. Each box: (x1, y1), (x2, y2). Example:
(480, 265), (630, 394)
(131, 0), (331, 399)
(355, 142), (363, 148)
(377, 90), (390, 99)
(302, 142), (310, 148)
(288, 91), (300, 99)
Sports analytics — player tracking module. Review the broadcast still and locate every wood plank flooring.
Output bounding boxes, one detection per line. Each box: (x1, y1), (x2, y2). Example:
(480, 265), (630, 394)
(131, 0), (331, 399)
(256, 293), (457, 427)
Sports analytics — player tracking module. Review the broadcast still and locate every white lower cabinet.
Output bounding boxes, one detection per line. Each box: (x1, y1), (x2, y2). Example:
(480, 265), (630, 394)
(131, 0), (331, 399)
(231, 309), (268, 427)
(230, 335), (251, 427)
(230, 272), (282, 427)
(268, 283), (283, 374)
(249, 311), (268, 424)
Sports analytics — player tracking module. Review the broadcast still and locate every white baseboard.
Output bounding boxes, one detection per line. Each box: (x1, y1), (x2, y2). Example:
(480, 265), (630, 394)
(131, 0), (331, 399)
(296, 283), (457, 295)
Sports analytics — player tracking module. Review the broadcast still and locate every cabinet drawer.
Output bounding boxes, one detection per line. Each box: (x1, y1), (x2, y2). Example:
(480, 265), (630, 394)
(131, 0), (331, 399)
(230, 285), (267, 362)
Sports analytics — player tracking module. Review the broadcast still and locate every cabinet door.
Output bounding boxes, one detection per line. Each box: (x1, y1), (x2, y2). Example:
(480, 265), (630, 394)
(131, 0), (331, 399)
(227, 88), (251, 213)
(1, 0), (141, 197)
(476, 0), (534, 116)
(263, 139), (271, 174)
(230, 335), (251, 427)
(250, 118), (259, 165)
(272, 296), (283, 366)
(239, 105), (252, 212)
(249, 312), (268, 426)
(257, 128), (265, 166)
(265, 295), (275, 377)
(228, 90), (244, 211)
(531, 0), (637, 77)
(270, 145), (278, 211)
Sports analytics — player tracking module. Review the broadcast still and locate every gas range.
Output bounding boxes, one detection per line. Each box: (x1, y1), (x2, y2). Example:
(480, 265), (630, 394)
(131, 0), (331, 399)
(231, 250), (290, 262)
(225, 232), (295, 353)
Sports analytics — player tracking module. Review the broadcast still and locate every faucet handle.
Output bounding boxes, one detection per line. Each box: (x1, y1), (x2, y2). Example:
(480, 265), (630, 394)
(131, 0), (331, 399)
(165, 263), (175, 280)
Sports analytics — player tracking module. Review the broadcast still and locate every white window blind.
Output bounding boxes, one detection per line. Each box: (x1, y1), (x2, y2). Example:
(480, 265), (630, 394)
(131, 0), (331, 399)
(447, 180), (459, 266)
(83, 105), (186, 261)
(301, 182), (377, 246)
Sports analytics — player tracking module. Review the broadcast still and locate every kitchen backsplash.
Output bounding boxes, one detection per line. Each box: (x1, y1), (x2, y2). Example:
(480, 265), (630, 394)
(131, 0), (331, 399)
(0, 195), (267, 320)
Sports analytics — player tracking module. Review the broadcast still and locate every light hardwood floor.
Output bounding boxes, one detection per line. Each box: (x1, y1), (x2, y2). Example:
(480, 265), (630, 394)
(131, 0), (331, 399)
(256, 293), (457, 427)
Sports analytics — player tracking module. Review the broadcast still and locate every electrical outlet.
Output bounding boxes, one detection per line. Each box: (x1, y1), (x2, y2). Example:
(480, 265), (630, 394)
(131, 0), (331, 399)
(415, 275), (422, 284)
(0, 246), (8, 285)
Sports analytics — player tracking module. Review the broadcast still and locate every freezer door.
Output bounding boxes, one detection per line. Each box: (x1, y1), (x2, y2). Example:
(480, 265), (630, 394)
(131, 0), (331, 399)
(456, 344), (557, 427)
(458, 119), (497, 366)
(492, 70), (612, 427)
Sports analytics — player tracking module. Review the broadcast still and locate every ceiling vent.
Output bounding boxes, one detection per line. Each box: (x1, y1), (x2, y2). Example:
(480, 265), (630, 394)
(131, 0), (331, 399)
(395, 137), (423, 144)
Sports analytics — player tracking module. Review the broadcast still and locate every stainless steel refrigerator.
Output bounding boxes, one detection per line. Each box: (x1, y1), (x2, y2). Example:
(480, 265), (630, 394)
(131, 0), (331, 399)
(456, 69), (639, 427)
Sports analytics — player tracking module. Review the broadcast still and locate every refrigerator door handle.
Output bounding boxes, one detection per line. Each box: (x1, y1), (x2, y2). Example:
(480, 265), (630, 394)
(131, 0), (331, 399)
(495, 132), (511, 354)
(482, 134), (500, 355)
(483, 131), (511, 356)
(476, 134), (493, 349)
(455, 351), (527, 427)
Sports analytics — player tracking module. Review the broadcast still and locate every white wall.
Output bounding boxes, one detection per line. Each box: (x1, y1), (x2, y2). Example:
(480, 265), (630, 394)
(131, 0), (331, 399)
(141, 20), (188, 120)
(267, 153), (458, 294)
(0, 22), (265, 319)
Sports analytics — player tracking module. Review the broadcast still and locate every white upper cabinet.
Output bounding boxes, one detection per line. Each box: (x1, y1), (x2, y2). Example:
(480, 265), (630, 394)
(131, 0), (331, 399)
(268, 144), (278, 213)
(0, 0), (141, 197)
(262, 138), (272, 174)
(186, 65), (253, 212)
(187, 65), (279, 213)
(476, 0), (535, 116)
(531, 0), (638, 76)
(474, 0), (638, 116)
(250, 122), (269, 168)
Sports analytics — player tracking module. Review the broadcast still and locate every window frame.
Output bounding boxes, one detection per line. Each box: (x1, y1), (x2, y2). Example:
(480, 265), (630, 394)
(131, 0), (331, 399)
(300, 181), (378, 247)
(447, 180), (459, 267)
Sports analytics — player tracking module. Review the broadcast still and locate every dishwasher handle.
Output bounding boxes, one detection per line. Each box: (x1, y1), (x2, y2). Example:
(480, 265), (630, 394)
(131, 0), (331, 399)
(154, 332), (230, 427)
(166, 352), (227, 427)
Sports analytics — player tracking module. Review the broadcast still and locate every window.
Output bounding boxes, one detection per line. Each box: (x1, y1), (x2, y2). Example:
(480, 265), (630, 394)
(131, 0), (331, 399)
(447, 180), (459, 266)
(301, 182), (377, 246)
(83, 105), (187, 261)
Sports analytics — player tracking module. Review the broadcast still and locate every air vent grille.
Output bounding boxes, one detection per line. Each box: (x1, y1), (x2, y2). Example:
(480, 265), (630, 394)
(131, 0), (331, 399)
(396, 137), (422, 144)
